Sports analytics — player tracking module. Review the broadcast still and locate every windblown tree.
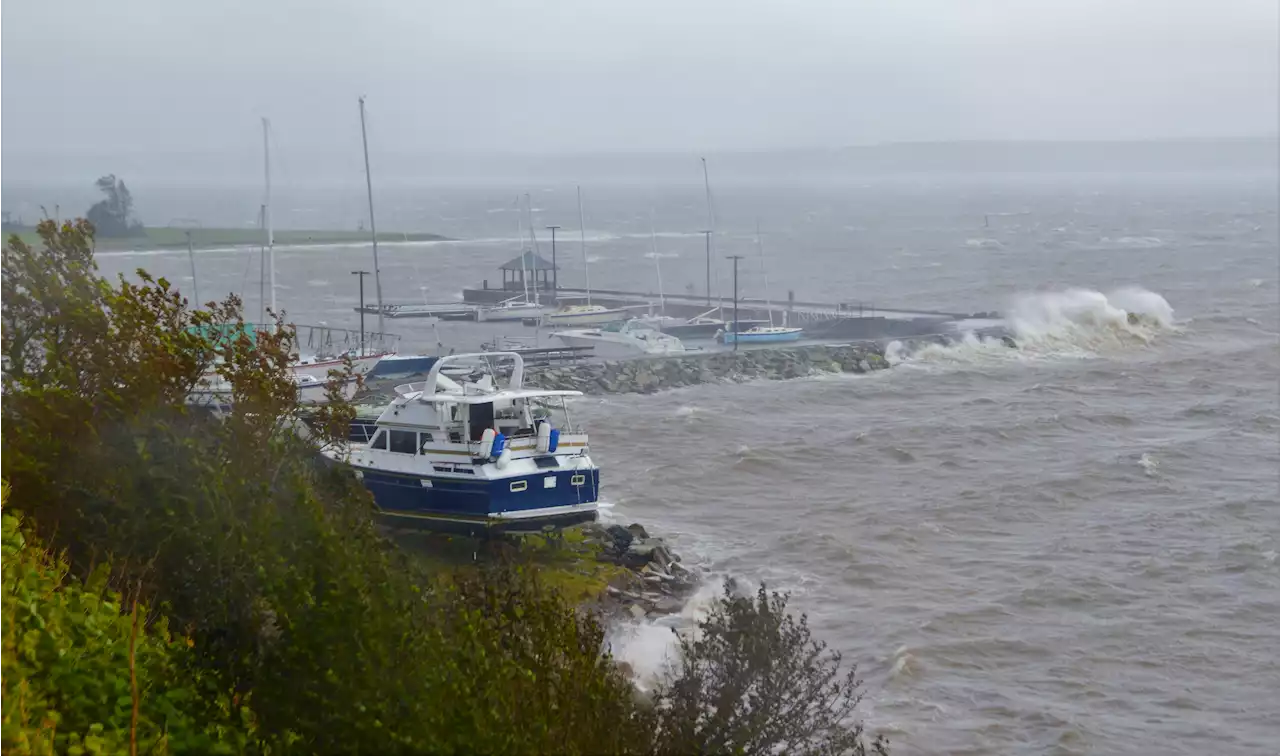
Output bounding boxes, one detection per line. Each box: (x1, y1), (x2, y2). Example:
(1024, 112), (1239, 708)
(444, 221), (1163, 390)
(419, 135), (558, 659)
(85, 174), (143, 237)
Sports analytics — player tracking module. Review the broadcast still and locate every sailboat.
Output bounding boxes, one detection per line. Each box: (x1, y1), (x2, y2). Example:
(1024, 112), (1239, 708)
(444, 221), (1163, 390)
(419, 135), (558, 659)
(478, 195), (551, 322)
(718, 222), (803, 345)
(189, 118), (389, 409)
(541, 186), (630, 327)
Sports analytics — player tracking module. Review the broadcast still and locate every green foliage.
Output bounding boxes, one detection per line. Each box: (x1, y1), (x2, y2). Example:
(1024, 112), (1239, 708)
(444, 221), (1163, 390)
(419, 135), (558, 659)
(2, 485), (252, 755)
(1, 218), (885, 755)
(650, 579), (888, 756)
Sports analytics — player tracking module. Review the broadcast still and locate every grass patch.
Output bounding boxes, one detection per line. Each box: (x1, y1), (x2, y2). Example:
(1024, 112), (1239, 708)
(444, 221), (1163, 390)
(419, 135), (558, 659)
(6, 227), (449, 250)
(387, 526), (627, 603)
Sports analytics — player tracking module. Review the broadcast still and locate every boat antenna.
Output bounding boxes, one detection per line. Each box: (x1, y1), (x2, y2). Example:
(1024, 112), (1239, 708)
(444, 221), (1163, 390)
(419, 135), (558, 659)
(359, 96), (386, 337)
(262, 117), (276, 319)
(577, 185), (591, 306)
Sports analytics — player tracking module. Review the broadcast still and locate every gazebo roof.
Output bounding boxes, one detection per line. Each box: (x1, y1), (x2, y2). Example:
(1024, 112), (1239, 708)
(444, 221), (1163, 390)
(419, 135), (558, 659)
(499, 251), (557, 272)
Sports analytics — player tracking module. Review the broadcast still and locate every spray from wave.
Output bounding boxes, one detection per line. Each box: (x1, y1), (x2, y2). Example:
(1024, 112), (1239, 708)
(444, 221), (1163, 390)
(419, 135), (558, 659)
(889, 287), (1177, 365)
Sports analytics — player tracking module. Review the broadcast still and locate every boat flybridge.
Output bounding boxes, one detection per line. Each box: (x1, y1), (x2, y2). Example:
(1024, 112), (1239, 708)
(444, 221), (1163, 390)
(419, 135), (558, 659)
(324, 352), (600, 534)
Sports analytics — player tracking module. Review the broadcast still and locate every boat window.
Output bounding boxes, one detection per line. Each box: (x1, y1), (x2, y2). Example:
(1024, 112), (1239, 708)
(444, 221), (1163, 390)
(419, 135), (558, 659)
(510, 480), (528, 492)
(369, 430), (387, 450)
(469, 402), (495, 441)
(418, 432), (434, 452)
(448, 431), (462, 444)
(389, 430), (418, 454)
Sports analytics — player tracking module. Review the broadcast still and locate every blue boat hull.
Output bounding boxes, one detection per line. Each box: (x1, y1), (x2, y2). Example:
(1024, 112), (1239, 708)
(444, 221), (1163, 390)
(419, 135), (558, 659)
(720, 330), (803, 344)
(354, 465), (600, 535)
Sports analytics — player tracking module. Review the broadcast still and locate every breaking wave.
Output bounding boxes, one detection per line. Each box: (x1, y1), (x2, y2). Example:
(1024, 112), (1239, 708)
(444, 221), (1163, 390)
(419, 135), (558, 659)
(888, 287), (1177, 365)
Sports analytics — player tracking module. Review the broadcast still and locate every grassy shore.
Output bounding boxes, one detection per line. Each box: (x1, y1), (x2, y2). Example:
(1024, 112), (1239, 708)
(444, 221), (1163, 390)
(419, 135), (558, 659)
(6, 226), (450, 250)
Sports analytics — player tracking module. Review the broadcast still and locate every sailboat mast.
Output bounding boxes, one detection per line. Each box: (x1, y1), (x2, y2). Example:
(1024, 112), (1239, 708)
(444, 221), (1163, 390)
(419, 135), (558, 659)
(525, 193), (540, 306)
(262, 118), (276, 317)
(358, 96), (385, 337)
(650, 210), (665, 313)
(701, 157), (713, 306)
(757, 219), (774, 327)
(577, 185), (591, 306)
(516, 195), (529, 302)
(258, 203), (266, 324)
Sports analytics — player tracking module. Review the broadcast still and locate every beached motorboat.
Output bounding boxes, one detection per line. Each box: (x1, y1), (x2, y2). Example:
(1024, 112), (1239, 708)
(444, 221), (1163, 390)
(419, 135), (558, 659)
(717, 325), (804, 344)
(323, 352), (600, 534)
(552, 319), (687, 359)
(541, 303), (631, 327)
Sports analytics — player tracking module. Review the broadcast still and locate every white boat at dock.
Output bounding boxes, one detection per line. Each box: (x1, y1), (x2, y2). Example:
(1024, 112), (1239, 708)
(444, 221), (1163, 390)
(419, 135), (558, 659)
(477, 298), (550, 322)
(541, 303), (632, 327)
(552, 319), (688, 358)
(324, 352), (600, 534)
(355, 303), (477, 320)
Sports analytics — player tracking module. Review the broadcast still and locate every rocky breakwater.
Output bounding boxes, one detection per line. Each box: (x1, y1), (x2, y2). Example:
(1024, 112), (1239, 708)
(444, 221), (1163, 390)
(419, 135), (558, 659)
(579, 521), (698, 620)
(527, 343), (890, 395)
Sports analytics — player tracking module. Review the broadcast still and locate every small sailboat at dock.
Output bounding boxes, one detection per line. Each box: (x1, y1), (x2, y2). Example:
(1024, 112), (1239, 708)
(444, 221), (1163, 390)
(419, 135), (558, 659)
(541, 187), (630, 327)
(478, 196), (551, 322)
(717, 222), (803, 344)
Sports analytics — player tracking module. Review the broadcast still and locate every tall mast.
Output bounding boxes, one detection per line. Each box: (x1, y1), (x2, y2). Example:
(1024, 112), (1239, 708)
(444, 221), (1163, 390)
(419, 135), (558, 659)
(577, 185), (591, 306)
(650, 210), (665, 313)
(525, 193), (540, 306)
(757, 219), (774, 327)
(258, 204), (266, 324)
(262, 118), (276, 317)
(358, 96), (385, 337)
(701, 156), (715, 306)
(516, 195), (529, 302)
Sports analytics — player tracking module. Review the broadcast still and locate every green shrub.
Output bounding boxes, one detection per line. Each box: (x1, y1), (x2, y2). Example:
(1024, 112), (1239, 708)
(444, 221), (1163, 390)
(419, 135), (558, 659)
(650, 579), (888, 756)
(1, 484), (251, 755)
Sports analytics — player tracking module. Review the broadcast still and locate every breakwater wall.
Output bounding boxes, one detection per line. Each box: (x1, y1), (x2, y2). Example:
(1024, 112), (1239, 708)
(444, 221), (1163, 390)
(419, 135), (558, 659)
(526, 343), (891, 395)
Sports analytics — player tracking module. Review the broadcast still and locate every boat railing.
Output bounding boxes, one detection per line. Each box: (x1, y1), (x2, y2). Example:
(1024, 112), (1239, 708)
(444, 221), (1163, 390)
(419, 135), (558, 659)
(246, 323), (400, 357)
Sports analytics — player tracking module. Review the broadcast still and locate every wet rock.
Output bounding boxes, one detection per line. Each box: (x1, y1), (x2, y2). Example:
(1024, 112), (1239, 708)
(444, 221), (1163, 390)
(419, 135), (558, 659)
(626, 523), (650, 540)
(605, 524), (634, 551)
(627, 539), (660, 558)
(652, 596), (684, 614)
(627, 604), (647, 620)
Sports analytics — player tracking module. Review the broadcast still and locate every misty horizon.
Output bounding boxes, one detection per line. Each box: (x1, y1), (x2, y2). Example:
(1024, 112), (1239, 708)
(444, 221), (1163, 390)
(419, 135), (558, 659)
(3, 0), (1277, 162)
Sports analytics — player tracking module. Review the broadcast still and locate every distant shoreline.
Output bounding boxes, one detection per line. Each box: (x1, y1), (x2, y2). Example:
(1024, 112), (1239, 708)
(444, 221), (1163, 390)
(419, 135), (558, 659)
(4, 226), (452, 251)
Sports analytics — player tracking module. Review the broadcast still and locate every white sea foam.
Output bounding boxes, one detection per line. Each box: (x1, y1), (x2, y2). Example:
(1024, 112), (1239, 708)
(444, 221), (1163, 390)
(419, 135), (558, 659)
(891, 287), (1177, 366)
(1008, 286), (1175, 352)
(606, 581), (725, 690)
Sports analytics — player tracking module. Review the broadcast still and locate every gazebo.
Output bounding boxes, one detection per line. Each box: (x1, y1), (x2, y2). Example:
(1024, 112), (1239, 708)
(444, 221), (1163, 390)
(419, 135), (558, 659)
(499, 251), (558, 292)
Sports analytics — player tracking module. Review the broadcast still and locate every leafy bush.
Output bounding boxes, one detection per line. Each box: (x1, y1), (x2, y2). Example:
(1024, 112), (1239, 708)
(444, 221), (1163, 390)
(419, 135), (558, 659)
(650, 579), (888, 756)
(2, 219), (886, 755)
(1, 483), (251, 755)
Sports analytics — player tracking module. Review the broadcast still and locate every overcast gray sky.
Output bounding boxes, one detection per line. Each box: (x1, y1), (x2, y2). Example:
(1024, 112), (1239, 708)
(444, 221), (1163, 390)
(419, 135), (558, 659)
(3, 0), (1277, 159)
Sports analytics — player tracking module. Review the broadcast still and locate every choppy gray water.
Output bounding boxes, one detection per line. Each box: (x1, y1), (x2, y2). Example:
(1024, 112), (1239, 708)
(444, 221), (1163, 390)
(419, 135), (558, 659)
(67, 172), (1280, 754)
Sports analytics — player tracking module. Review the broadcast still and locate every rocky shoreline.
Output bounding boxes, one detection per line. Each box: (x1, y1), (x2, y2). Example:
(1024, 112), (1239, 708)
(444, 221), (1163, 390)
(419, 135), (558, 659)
(579, 521), (699, 620)
(526, 343), (891, 395)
